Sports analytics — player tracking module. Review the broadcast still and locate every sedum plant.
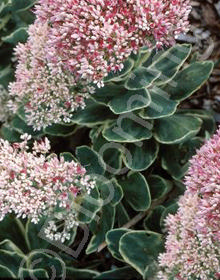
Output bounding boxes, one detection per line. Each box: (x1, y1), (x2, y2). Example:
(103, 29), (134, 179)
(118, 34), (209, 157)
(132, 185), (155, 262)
(0, 1), (218, 279)
(1, 43), (216, 279)
(7, 0), (191, 129)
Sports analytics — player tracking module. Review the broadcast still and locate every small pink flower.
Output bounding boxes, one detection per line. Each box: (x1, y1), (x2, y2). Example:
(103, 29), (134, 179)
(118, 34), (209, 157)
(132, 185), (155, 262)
(70, 186), (79, 196)
(76, 165), (86, 175)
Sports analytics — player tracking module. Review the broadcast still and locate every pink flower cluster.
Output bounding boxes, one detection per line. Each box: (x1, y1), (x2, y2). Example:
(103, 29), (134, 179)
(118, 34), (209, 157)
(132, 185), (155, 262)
(35, 0), (191, 83)
(9, 0), (191, 129)
(9, 23), (90, 130)
(0, 134), (95, 242)
(158, 128), (220, 280)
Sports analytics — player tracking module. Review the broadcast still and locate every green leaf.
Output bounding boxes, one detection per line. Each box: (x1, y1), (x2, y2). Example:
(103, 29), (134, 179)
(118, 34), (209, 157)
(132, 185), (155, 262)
(25, 218), (51, 251)
(123, 139), (159, 171)
(18, 268), (49, 279)
(97, 178), (123, 207)
(104, 59), (134, 82)
(139, 86), (179, 119)
(160, 202), (179, 228)
(149, 44), (191, 85)
(70, 98), (114, 126)
(16, 105), (26, 120)
(94, 266), (140, 280)
(2, 27), (28, 44)
(66, 267), (99, 279)
(92, 83), (125, 105)
(119, 231), (163, 275)
(118, 172), (151, 211)
(1, 125), (21, 142)
(0, 216), (27, 252)
(26, 251), (65, 278)
(0, 249), (24, 276)
(106, 228), (131, 261)
(161, 137), (204, 180)
(108, 88), (151, 114)
(0, 264), (16, 278)
(172, 181), (186, 196)
(129, 51), (141, 65)
(91, 128), (122, 175)
(0, 14), (10, 30)
(13, 9), (35, 25)
(10, 0), (35, 12)
(0, 65), (13, 87)
(125, 67), (160, 90)
(142, 48), (164, 68)
(143, 262), (159, 280)
(0, 239), (23, 255)
(144, 206), (166, 233)
(76, 146), (106, 175)
(178, 109), (216, 136)
(154, 114), (202, 144)
(116, 203), (130, 227)
(60, 152), (77, 162)
(165, 61), (214, 101)
(77, 186), (101, 223)
(138, 47), (151, 66)
(86, 204), (115, 254)
(44, 123), (76, 137)
(103, 116), (152, 143)
(147, 175), (172, 201)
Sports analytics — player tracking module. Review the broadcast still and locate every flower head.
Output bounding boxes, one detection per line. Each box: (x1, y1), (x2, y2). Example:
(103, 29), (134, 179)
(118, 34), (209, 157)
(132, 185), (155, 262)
(158, 128), (220, 279)
(35, 0), (191, 82)
(0, 135), (95, 242)
(9, 23), (91, 130)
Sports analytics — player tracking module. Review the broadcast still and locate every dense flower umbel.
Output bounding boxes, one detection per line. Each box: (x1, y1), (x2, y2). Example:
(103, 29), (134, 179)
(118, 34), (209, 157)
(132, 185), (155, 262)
(9, 23), (92, 130)
(185, 129), (220, 243)
(158, 128), (220, 280)
(9, 0), (191, 130)
(35, 0), (191, 84)
(0, 134), (95, 242)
